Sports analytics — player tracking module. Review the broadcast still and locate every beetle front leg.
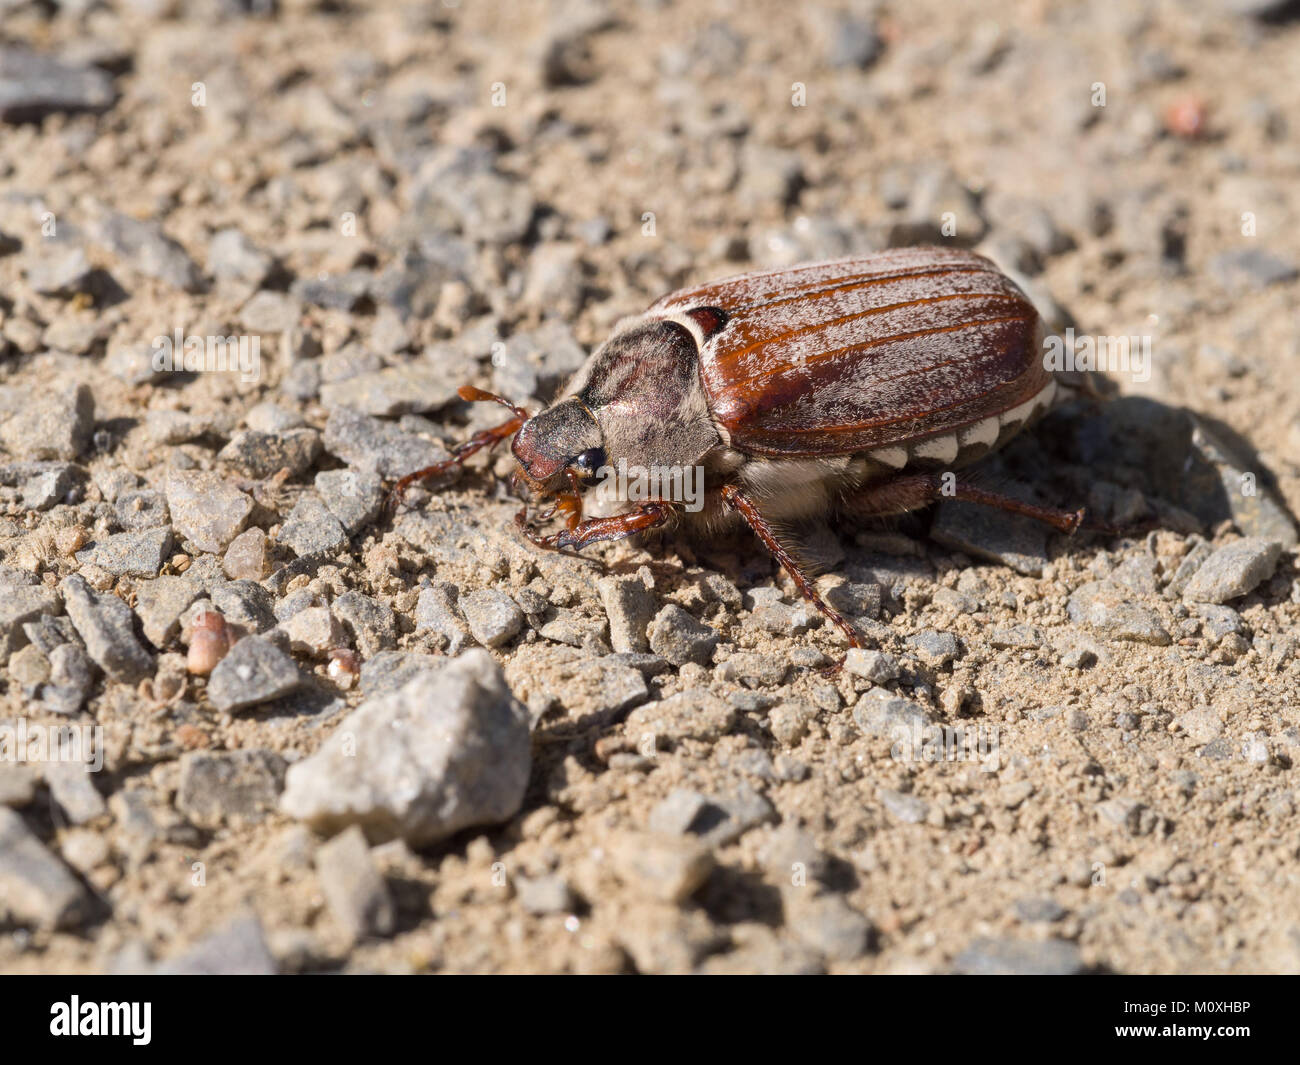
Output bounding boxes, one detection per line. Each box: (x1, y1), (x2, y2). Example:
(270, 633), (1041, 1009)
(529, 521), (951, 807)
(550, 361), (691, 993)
(516, 500), (677, 552)
(720, 484), (864, 652)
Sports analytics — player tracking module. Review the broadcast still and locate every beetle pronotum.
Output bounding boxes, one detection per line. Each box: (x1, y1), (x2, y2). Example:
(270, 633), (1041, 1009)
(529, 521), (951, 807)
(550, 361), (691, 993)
(390, 246), (1087, 656)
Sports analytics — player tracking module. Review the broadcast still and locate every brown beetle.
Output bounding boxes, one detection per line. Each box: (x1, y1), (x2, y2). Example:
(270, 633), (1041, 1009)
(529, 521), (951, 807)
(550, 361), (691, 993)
(391, 246), (1085, 652)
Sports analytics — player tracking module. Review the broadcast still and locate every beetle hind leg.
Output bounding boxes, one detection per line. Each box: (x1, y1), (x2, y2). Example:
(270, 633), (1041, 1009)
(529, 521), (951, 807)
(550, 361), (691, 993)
(844, 472), (1086, 534)
(720, 484), (864, 653)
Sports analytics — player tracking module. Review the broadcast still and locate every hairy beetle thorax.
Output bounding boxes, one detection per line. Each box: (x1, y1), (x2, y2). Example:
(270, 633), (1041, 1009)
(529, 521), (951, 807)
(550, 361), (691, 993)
(566, 318), (721, 478)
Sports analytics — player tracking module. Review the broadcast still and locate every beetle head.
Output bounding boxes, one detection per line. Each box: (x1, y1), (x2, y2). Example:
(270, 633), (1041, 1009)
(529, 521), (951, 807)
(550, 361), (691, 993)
(511, 397), (605, 495)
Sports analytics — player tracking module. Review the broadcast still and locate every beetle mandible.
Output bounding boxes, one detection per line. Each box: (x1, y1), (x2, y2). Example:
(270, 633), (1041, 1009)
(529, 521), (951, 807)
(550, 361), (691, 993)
(390, 246), (1088, 653)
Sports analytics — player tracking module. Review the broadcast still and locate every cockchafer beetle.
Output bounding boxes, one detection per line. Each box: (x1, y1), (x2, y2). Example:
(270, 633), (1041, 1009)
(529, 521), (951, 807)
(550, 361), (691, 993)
(390, 246), (1091, 655)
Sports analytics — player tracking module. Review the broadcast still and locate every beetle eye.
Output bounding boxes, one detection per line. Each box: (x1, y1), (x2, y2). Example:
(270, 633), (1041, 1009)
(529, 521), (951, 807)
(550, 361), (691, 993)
(572, 447), (607, 483)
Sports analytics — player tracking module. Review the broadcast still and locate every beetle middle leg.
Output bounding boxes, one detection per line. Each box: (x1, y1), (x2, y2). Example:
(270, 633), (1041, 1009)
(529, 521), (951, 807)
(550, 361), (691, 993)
(720, 484), (864, 651)
(386, 386), (529, 512)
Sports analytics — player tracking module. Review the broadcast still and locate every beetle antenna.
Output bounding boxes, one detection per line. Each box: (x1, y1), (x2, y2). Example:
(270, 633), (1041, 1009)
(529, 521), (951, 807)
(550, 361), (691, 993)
(458, 385), (529, 421)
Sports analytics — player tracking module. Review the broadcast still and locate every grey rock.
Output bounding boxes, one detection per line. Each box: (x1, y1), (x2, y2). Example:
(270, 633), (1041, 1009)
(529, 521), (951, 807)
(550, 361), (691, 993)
(607, 831), (714, 903)
(0, 807), (91, 929)
(894, 163), (988, 245)
(176, 749), (286, 828)
(0, 47), (117, 122)
(219, 429), (321, 479)
(42, 643), (97, 715)
(207, 228), (273, 286)
(1196, 604), (1244, 639)
(647, 604), (718, 666)
(315, 469), (384, 535)
(825, 580), (883, 620)
(514, 873), (574, 915)
(414, 582), (472, 653)
(25, 245), (95, 297)
(1208, 248), (1298, 292)
(752, 600), (818, 636)
(458, 589), (524, 649)
(44, 765), (106, 824)
(907, 629), (960, 667)
(316, 825), (396, 940)
(278, 492), (348, 557)
(852, 688), (933, 738)
(1185, 418), (1296, 546)
(0, 383), (93, 461)
(22, 465), (77, 510)
(989, 623), (1045, 650)
(207, 635), (302, 712)
(787, 894), (873, 962)
(842, 649), (899, 684)
(279, 650), (531, 846)
(279, 604), (344, 658)
(74, 527), (172, 578)
(880, 788), (929, 824)
(0, 584), (60, 661)
(323, 407), (452, 480)
(597, 574), (657, 653)
(332, 590), (398, 656)
(245, 402), (305, 434)
(0, 765), (37, 808)
(1014, 896), (1068, 923)
(358, 650), (443, 698)
(291, 270), (371, 311)
(648, 783), (776, 847)
(807, 8), (883, 69)
(165, 469), (254, 554)
(1183, 538), (1282, 604)
(646, 789), (710, 836)
(1068, 581), (1171, 645)
(1167, 540), (1214, 598)
(954, 936), (1086, 975)
(210, 581), (276, 633)
(372, 244), (470, 319)
(113, 489), (169, 531)
(158, 913), (277, 975)
(411, 147), (534, 246)
(319, 365), (459, 417)
(89, 211), (202, 292)
(240, 290), (302, 334)
(61, 573), (152, 681)
(133, 576), (202, 648)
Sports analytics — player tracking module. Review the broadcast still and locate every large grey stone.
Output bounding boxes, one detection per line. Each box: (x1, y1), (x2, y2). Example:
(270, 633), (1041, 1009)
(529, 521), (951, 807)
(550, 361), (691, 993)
(280, 650), (531, 845)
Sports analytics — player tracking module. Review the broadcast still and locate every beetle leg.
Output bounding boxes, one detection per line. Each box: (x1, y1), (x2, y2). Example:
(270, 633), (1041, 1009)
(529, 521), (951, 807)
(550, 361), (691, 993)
(847, 473), (1086, 534)
(518, 500), (677, 552)
(720, 484), (864, 651)
(386, 386), (529, 513)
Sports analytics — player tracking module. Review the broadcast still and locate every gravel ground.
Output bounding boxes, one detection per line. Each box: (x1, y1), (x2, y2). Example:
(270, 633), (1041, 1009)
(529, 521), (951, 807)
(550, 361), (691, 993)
(1, 0), (1300, 974)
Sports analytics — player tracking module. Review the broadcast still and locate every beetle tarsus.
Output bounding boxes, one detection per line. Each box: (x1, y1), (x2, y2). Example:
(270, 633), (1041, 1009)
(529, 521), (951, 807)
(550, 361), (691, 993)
(720, 483), (865, 653)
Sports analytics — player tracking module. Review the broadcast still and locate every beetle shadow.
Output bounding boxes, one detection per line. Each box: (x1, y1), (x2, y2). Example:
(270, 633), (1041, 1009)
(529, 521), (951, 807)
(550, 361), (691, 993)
(1004, 393), (1297, 545)
(683, 392), (1297, 603)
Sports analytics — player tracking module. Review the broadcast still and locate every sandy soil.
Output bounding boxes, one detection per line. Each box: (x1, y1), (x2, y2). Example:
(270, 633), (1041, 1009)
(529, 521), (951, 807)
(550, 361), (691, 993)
(1, 0), (1299, 974)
